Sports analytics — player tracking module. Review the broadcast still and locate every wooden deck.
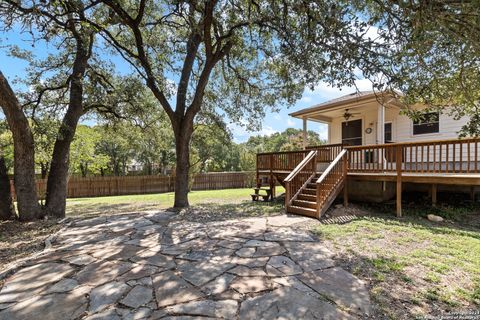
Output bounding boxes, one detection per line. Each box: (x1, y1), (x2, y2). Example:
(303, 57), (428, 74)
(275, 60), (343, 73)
(256, 138), (480, 218)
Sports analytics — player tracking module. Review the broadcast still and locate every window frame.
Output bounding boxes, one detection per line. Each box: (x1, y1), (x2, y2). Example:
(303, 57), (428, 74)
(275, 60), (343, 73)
(412, 112), (440, 135)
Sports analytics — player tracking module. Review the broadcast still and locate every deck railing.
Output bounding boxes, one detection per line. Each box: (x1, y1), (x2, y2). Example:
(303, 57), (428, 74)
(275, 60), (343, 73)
(306, 143), (344, 162)
(316, 149), (348, 217)
(284, 150), (317, 206)
(256, 150), (310, 172)
(347, 138), (480, 174)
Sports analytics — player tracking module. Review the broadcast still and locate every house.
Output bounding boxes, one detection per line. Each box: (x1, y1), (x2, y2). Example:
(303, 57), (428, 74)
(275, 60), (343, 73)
(256, 91), (479, 218)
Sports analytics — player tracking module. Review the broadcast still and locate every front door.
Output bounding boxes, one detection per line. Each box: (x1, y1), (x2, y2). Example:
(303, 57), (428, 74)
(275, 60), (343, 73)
(342, 119), (362, 146)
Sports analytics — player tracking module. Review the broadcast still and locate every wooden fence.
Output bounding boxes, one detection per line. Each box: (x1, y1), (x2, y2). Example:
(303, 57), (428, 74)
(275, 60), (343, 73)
(9, 171), (256, 200)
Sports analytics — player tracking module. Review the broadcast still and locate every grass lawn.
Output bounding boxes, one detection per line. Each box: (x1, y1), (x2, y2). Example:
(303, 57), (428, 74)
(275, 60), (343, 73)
(66, 186), (285, 218)
(313, 213), (480, 318)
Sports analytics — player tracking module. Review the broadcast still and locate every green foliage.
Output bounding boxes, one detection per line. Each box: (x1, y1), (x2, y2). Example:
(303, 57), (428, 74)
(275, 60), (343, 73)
(31, 118), (59, 178)
(0, 121), (13, 172)
(244, 128), (324, 153)
(70, 126), (109, 177)
(360, 0), (480, 136)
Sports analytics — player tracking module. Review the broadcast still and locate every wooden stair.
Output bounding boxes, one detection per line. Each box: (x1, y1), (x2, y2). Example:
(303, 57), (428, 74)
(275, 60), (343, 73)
(285, 149), (348, 219)
(286, 173), (320, 218)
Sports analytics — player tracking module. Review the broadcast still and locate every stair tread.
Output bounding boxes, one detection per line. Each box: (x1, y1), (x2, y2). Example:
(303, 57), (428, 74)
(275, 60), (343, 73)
(288, 205), (316, 211)
(293, 199), (316, 204)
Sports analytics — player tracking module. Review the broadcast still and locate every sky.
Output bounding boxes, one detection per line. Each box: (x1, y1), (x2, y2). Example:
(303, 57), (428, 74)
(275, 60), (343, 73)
(0, 28), (375, 143)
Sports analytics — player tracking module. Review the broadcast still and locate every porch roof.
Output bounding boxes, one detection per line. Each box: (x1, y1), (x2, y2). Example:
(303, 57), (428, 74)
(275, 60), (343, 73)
(289, 90), (403, 122)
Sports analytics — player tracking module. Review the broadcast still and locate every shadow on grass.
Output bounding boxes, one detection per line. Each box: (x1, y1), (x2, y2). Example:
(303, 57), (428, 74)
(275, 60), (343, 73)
(67, 202), (162, 217)
(331, 251), (464, 319)
(178, 199), (285, 222)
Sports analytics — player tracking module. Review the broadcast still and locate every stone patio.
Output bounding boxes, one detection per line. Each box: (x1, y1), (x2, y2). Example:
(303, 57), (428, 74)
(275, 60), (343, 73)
(0, 212), (371, 319)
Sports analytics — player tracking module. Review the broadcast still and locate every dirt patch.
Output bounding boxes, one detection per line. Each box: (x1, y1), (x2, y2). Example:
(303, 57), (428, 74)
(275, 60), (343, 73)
(0, 219), (62, 272)
(176, 198), (285, 223)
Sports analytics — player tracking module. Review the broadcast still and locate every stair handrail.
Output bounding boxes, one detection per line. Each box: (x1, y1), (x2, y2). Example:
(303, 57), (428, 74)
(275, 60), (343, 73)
(284, 150), (317, 207)
(315, 149), (348, 217)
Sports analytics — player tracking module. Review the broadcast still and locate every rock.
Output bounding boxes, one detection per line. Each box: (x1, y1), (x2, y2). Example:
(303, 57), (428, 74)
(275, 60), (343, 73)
(230, 276), (278, 294)
(0, 263), (74, 303)
(284, 242), (335, 271)
(125, 234), (161, 247)
(89, 281), (130, 313)
(239, 287), (351, 319)
(62, 254), (96, 266)
(177, 261), (235, 287)
(120, 285), (153, 309)
(152, 271), (204, 308)
(166, 300), (238, 319)
(228, 266), (267, 277)
(0, 303), (13, 311)
(216, 240), (243, 250)
(149, 309), (168, 320)
(45, 278), (79, 294)
(235, 244), (286, 258)
(297, 267), (371, 315)
(266, 256), (303, 276)
(272, 276), (317, 294)
(243, 240), (278, 247)
(117, 265), (159, 283)
(76, 260), (133, 286)
(427, 214), (444, 222)
(207, 217), (266, 239)
(84, 308), (120, 320)
(121, 307), (153, 320)
(177, 250), (213, 261)
(235, 247), (256, 258)
(230, 256), (269, 268)
(201, 273), (236, 295)
(0, 285), (89, 320)
(264, 228), (315, 242)
(130, 249), (175, 269)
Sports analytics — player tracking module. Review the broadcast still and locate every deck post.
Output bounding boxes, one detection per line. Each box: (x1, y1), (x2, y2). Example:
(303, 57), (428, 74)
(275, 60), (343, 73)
(256, 154), (259, 188)
(432, 184), (437, 207)
(343, 153), (348, 207)
(302, 118), (307, 150)
(471, 186), (476, 201)
(396, 145), (402, 217)
(285, 181), (290, 212)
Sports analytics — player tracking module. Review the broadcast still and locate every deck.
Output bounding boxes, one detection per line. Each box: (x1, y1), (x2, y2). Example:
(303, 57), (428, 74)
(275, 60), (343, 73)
(256, 138), (480, 218)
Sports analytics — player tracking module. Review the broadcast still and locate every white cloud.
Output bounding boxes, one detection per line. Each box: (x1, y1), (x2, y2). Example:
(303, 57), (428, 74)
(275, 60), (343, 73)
(300, 96), (312, 103)
(230, 122), (279, 143)
(305, 78), (374, 101)
(287, 118), (296, 127)
(273, 114), (281, 120)
(259, 125), (278, 136)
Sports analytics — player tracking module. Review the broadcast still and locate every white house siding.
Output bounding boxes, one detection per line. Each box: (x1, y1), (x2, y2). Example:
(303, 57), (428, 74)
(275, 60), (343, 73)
(328, 104), (469, 145)
(326, 104), (475, 171)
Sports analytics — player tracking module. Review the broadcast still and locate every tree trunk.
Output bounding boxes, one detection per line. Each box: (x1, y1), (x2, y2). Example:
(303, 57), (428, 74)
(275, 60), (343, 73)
(0, 155), (15, 220)
(40, 163), (48, 179)
(0, 71), (42, 221)
(45, 38), (90, 218)
(173, 121), (193, 208)
(80, 163), (88, 178)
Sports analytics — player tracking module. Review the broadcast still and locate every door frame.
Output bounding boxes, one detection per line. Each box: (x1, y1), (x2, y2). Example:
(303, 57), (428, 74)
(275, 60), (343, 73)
(341, 118), (363, 146)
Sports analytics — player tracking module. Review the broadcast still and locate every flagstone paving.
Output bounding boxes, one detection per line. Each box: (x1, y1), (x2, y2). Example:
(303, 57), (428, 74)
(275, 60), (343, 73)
(0, 211), (371, 319)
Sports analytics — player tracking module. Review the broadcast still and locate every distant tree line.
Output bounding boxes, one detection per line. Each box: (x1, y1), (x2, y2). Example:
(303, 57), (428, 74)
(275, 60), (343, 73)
(1, 119), (323, 178)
